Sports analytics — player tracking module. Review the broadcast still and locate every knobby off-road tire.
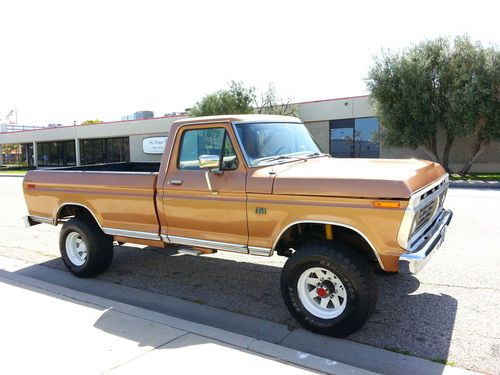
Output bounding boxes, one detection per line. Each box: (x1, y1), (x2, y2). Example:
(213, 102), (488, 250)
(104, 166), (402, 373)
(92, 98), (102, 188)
(280, 241), (377, 337)
(59, 216), (114, 278)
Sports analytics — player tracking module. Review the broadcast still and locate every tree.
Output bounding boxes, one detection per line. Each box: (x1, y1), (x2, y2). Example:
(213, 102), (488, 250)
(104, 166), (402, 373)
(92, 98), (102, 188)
(367, 36), (500, 173)
(81, 119), (103, 125)
(447, 39), (500, 174)
(255, 84), (299, 116)
(189, 81), (256, 117)
(1, 144), (21, 165)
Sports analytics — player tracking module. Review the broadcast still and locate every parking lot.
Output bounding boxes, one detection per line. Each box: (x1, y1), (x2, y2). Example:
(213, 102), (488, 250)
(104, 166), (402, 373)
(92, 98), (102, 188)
(1, 176), (499, 374)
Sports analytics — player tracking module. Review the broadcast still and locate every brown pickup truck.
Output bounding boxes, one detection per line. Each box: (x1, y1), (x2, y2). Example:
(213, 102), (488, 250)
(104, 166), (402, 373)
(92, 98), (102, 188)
(23, 114), (452, 337)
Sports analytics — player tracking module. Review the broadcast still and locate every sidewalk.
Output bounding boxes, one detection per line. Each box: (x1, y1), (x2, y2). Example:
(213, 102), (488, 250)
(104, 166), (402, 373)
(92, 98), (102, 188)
(0, 258), (372, 375)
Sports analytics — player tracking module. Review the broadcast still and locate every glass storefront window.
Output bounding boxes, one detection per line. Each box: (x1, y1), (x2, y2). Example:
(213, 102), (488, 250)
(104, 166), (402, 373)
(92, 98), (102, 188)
(354, 118), (380, 158)
(65, 141), (76, 166)
(37, 140), (76, 167)
(33, 137), (127, 167)
(79, 137), (129, 165)
(330, 117), (380, 158)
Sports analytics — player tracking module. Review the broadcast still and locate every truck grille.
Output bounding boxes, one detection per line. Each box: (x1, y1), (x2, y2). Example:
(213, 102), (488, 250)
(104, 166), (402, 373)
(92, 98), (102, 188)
(414, 199), (438, 233)
(399, 175), (449, 251)
(412, 186), (448, 236)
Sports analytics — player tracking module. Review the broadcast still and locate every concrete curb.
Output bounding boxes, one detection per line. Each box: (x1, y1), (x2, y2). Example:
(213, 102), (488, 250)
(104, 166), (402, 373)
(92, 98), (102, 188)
(0, 266), (374, 375)
(449, 180), (500, 189)
(0, 256), (476, 375)
(0, 174), (25, 177)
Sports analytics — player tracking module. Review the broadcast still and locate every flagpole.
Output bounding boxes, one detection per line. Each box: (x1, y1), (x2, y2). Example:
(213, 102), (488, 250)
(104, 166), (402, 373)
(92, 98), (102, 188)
(15, 105), (18, 125)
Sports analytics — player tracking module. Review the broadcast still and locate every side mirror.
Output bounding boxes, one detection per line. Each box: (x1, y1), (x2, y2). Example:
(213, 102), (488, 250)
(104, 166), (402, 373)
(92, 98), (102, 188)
(199, 155), (220, 170)
(199, 155), (220, 195)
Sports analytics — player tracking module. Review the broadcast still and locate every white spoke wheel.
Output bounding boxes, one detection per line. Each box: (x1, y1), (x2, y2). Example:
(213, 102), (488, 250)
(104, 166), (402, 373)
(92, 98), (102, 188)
(65, 232), (88, 266)
(280, 241), (377, 337)
(60, 216), (114, 278)
(297, 267), (347, 319)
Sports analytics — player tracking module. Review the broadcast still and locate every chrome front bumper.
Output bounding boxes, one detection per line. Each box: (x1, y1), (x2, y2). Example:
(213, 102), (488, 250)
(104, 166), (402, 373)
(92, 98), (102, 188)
(399, 209), (453, 274)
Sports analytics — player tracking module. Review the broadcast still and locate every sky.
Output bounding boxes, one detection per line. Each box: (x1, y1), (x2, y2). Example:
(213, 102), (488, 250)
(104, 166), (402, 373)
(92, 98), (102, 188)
(0, 0), (499, 126)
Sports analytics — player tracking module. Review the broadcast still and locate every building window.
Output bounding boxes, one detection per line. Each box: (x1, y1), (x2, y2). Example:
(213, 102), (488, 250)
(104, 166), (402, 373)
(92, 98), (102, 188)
(37, 141), (76, 167)
(329, 117), (380, 158)
(79, 137), (129, 165)
(21, 143), (34, 167)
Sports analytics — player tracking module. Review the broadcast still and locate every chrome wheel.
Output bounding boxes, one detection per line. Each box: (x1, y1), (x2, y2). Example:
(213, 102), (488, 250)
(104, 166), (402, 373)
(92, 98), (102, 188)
(65, 232), (88, 266)
(297, 267), (347, 319)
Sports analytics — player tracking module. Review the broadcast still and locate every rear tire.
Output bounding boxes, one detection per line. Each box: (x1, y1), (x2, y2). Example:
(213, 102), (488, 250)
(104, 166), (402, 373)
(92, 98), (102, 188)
(59, 216), (114, 277)
(280, 241), (377, 337)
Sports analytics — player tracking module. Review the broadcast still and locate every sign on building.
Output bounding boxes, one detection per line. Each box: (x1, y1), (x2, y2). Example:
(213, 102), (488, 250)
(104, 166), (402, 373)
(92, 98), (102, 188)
(143, 137), (168, 154)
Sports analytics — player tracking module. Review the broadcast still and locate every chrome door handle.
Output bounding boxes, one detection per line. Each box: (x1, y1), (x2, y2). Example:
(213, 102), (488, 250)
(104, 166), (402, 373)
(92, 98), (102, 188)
(170, 179), (183, 185)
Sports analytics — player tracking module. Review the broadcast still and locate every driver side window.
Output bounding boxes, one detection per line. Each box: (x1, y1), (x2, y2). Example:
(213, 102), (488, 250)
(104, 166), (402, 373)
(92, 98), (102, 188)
(178, 128), (238, 170)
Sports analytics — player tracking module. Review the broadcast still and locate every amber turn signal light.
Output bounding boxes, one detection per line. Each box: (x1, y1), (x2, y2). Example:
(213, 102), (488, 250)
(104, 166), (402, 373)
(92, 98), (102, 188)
(372, 201), (400, 209)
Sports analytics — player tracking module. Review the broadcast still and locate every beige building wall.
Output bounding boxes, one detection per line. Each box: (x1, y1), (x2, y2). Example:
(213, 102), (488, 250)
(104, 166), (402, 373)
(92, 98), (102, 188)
(304, 121), (329, 153)
(0, 116), (184, 165)
(298, 96), (373, 122)
(380, 133), (500, 173)
(129, 132), (169, 162)
(298, 96), (500, 173)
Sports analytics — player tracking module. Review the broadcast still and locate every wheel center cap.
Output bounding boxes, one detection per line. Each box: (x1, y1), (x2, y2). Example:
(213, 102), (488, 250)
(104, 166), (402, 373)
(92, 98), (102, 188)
(316, 286), (330, 298)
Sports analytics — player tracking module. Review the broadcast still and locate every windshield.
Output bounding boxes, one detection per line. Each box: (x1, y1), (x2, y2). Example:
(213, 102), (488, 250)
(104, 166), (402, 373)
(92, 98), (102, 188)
(234, 122), (322, 167)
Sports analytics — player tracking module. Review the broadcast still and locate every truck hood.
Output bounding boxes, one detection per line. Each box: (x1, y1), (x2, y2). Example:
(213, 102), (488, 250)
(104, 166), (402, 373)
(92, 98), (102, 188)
(271, 157), (445, 199)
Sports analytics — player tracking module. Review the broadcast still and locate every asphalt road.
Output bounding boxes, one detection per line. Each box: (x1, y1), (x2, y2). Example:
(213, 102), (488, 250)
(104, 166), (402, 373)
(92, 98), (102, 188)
(1, 176), (499, 374)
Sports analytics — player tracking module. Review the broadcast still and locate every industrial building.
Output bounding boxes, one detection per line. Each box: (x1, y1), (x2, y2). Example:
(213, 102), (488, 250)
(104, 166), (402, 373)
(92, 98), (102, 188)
(1, 95), (498, 172)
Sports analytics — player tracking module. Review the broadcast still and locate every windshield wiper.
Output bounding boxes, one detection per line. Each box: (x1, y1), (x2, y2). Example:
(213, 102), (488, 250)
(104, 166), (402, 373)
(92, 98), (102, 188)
(306, 152), (329, 158)
(261, 155), (307, 164)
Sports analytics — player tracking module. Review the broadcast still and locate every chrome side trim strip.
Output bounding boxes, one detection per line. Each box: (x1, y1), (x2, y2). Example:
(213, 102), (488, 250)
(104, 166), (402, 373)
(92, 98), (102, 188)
(102, 227), (161, 240)
(168, 235), (248, 254)
(248, 246), (273, 257)
(160, 234), (170, 242)
(271, 220), (385, 271)
(56, 202), (161, 240)
(28, 215), (55, 226)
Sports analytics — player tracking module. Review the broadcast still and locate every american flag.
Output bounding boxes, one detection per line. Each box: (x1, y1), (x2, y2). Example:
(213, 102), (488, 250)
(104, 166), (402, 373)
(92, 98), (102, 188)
(1, 109), (16, 125)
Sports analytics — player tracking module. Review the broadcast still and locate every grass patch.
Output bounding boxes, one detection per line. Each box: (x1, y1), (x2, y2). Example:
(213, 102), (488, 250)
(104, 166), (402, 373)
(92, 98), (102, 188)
(383, 346), (412, 356)
(432, 358), (456, 366)
(0, 170), (27, 175)
(450, 173), (500, 181)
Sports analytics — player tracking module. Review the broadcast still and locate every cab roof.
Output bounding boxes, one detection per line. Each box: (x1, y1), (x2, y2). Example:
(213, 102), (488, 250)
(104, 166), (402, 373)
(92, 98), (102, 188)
(172, 114), (302, 126)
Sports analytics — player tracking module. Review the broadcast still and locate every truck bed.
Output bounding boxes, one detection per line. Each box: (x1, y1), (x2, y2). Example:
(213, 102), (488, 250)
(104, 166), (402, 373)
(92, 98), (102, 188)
(23, 163), (161, 239)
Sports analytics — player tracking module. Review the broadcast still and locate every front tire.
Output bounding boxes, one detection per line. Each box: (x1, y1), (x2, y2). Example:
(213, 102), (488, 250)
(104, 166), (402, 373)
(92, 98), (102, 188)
(59, 216), (114, 277)
(280, 241), (377, 337)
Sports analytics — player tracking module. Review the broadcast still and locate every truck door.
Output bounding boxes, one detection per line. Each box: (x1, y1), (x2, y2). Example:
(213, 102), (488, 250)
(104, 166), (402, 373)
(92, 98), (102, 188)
(161, 122), (248, 252)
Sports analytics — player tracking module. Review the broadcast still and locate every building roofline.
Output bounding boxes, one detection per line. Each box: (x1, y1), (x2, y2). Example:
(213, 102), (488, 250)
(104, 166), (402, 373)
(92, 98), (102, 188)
(2, 113), (188, 135)
(1, 94), (370, 136)
(292, 94), (369, 105)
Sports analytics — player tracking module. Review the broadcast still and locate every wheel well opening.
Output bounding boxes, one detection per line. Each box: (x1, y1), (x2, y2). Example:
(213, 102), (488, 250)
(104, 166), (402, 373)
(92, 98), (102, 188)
(275, 223), (380, 268)
(56, 205), (98, 226)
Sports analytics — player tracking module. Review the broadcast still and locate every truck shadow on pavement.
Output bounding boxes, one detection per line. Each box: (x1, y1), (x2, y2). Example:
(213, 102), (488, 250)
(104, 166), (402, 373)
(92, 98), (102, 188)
(15, 244), (458, 371)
